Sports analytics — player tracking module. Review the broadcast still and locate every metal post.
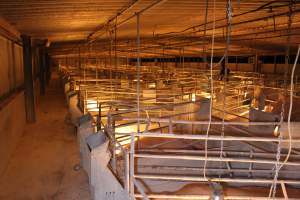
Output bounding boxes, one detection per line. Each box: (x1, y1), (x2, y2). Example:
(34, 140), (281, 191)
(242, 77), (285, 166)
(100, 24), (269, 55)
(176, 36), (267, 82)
(129, 12), (141, 198)
(97, 102), (101, 131)
(84, 90), (87, 114)
(112, 116), (116, 173)
(137, 13), (141, 133)
(21, 35), (36, 123)
(248, 150), (253, 178)
(274, 55), (277, 74)
(125, 151), (130, 193)
(108, 112), (117, 172)
(129, 131), (135, 197)
(169, 118), (173, 134)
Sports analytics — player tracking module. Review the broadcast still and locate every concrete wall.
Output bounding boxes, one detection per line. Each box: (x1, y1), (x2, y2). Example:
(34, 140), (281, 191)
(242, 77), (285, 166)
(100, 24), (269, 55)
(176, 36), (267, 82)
(0, 18), (26, 175)
(0, 92), (26, 175)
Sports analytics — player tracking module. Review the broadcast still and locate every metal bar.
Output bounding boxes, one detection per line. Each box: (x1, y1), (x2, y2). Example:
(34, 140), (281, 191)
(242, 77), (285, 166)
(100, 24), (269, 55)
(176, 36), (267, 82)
(223, 152), (233, 177)
(280, 181), (289, 200)
(121, 117), (281, 126)
(107, 112), (117, 172)
(248, 150), (253, 178)
(135, 194), (299, 200)
(124, 151), (130, 193)
(88, 0), (168, 41)
(133, 179), (149, 200)
(169, 118), (173, 134)
(115, 132), (300, 143)
(129, 131), (135, 197)
(137, 149), (300, 158)
(134, 174), (300, 185)
(137, 165), (300, 175)
(97, 102), (101, 131)
(137, 12), (141, 133)
(134, 153), (300, 166)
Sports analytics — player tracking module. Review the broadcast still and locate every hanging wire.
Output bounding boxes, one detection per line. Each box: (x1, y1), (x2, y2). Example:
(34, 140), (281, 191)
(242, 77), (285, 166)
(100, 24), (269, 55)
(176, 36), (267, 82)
(203, 0), (216, 181)
(202, 0), (209, 67)
(269, 44), (300, 199)
(269, 2), (295, 197)
(220, 0), (233, 176)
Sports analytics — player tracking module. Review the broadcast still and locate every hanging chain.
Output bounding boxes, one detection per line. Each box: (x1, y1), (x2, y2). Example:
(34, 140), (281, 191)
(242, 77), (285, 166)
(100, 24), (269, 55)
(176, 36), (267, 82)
(270, 1), (294, 197)
(220, 0), (233, 175)
(271, 134), (283, 198)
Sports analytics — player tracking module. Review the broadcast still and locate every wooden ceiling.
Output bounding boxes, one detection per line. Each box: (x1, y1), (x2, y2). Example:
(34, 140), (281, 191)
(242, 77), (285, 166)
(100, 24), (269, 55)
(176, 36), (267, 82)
(0, 0), (300, 57)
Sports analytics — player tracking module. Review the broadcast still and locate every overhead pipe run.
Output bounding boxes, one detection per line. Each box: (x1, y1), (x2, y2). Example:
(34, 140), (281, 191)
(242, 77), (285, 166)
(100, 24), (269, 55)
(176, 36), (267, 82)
(88, 0), (168, 42)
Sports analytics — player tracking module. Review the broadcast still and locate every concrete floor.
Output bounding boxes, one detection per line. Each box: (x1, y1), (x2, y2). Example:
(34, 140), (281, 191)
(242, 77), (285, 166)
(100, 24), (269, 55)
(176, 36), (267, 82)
(0, 74), (91, 200)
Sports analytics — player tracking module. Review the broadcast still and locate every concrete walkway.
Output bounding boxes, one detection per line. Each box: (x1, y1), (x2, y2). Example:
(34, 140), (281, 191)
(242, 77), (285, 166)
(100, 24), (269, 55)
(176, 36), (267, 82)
(0, 74), (91, 200)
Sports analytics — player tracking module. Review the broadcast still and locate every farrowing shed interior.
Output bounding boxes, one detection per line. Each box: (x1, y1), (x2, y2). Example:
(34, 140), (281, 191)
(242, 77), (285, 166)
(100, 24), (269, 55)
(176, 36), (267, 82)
(0, 0), (300, 199)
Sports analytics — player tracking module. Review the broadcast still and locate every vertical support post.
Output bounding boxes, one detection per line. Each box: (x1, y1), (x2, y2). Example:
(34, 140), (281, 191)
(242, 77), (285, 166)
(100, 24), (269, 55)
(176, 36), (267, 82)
(39, 46), (46, 95)
(112, 116), (116, 173)
(125, 151), (130, 193)
(84, 90), (87, 114)
(11, 43), (17, 91)
(96, 58), (98, 84)
(22, 35), (36, 123)
(97, 102), (102, 131)
(45, 52), (51, 85)
(254, 53), (258, 73)
(235, 56), (238, 71)
(130, 12), (141, 198)
(136, 12), (141, 134)
(182, 47), (185, 70)
(107, 111), (116, 173)
(274, 55), (277, 74)
(169, 118), (173, 134)
(115, 19), (118, 76)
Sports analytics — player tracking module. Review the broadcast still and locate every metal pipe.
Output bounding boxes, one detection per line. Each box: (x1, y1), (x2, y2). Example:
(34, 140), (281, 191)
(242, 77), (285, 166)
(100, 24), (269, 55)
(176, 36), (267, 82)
(135, 194), (299, 200)
(88, 0), (168, 41)
(115, 132), (300, 143)
(129, 132), (135, 196)
(124, 151), (130, 193)
(133, 179), (150, 200)
(134, 174), (300, 185)
(137, 165), (300, 175)
(137, 12), (141, 133)
(134, 153), (300, 166)
(87, 0), (138, 42)
(121, 117), (281, 126)
(137, 149), (300, 158)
